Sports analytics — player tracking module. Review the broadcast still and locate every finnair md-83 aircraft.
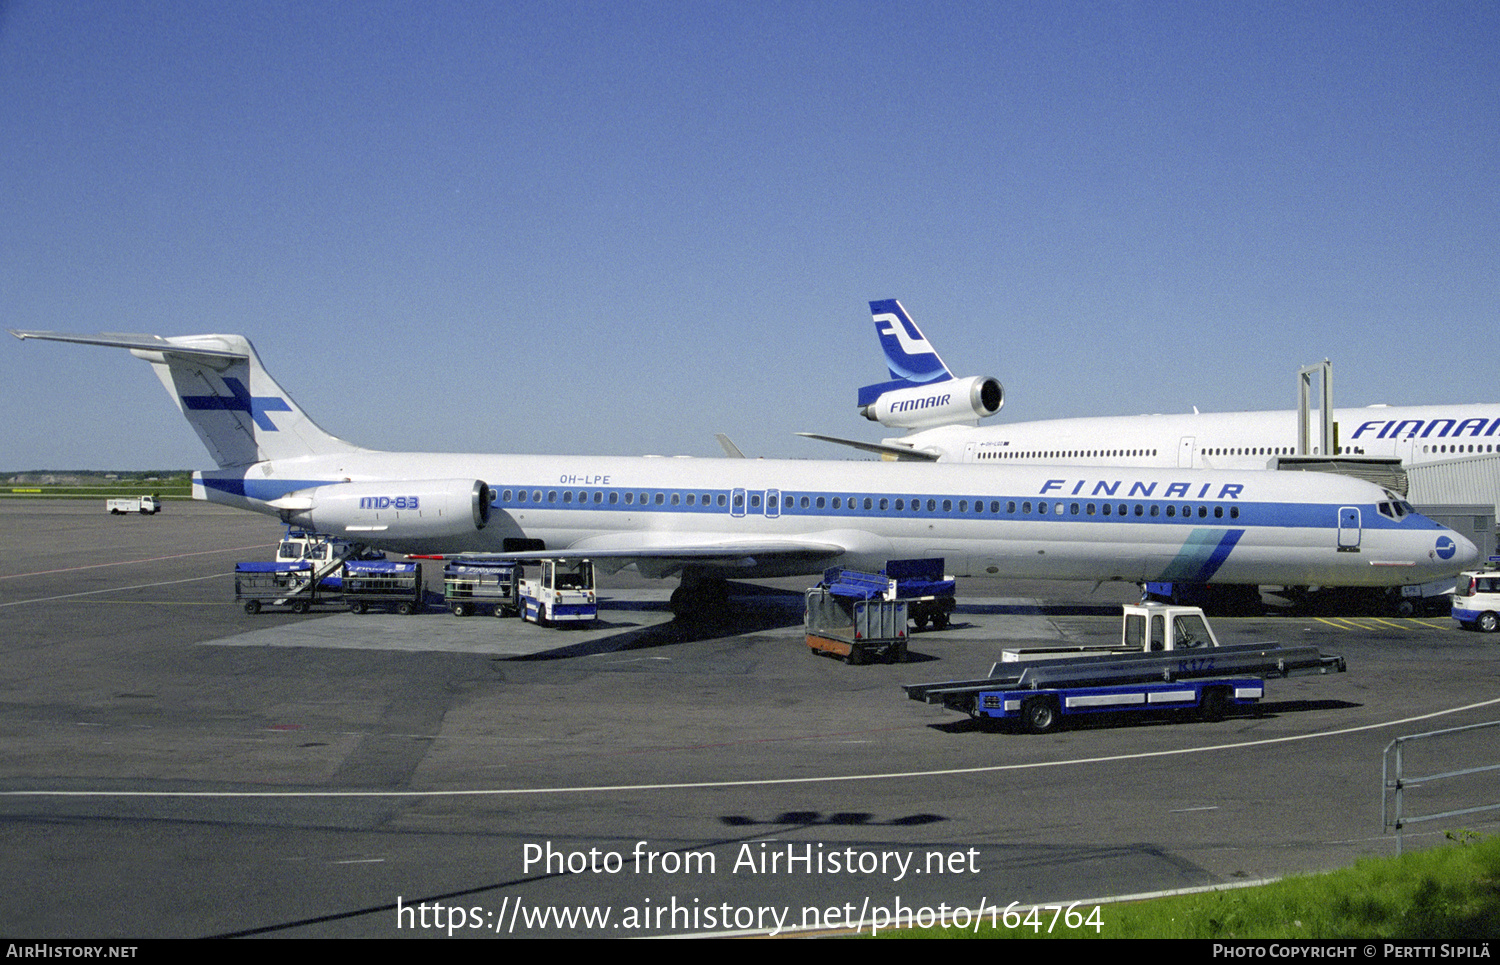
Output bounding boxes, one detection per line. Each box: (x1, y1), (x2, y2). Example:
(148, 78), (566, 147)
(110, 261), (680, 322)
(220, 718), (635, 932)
(12, 329), (1475, 614)
(802, 300), (1500, 470)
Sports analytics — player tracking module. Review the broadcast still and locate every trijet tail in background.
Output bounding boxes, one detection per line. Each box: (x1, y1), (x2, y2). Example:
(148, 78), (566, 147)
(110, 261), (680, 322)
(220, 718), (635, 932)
(800, 300), (1002, 460)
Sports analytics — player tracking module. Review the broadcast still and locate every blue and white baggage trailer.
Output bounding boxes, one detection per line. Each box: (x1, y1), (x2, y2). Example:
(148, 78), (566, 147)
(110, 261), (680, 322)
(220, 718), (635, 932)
(904, 603), (1345, 732)
(234, 561), (321, 614)
(342, 560), (425, 615)
(443, 560), (521, 617)
(884, 558), (957, 631)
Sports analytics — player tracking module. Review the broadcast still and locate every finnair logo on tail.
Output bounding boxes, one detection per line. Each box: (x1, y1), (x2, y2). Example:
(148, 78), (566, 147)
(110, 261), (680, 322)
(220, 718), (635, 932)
(870, 299), (949, 385)
(181, 378), (292, 431)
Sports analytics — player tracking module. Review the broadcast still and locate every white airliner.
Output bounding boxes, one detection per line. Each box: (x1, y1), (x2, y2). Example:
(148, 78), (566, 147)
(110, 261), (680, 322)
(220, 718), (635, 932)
(803, 300), (1500, 470)
(11, 329), (1477, 613)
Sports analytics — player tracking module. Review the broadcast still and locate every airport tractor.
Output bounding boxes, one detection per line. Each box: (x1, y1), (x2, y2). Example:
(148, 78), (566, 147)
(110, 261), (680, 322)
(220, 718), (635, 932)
(514, 559), (597, 625)
(903, 603), (1346, 733)
(106, 495), (161, 515)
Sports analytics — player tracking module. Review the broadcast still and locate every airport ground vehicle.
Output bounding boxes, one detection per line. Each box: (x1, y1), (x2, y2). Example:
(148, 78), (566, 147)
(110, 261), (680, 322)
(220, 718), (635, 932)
(235, 558), (424, 614)
(106, 495), (160, 515)
(342, 560), (425, 614)
(804, 566), (911, 664)
(1452, 565), (1500, 632)
(235, 561), (321, 614)
(515, 559), (597, 625)
(276, 531), (385, 566)
(904, 603), (1345, 732)
(444, 560), (521, 617)
(883, 557), (956, 630)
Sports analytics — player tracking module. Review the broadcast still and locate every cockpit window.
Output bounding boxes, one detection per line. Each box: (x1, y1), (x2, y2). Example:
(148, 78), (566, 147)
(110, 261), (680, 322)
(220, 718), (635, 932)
(1377, 492), (1411, 521)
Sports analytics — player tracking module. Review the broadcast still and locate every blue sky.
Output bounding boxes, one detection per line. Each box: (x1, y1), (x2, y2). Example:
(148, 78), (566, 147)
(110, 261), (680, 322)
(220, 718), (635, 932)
(3, 0), (1495, 470)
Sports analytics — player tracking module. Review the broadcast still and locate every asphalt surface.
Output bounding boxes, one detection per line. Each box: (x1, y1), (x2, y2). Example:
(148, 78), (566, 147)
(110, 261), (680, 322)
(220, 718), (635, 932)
(2, 499), (1498, 938)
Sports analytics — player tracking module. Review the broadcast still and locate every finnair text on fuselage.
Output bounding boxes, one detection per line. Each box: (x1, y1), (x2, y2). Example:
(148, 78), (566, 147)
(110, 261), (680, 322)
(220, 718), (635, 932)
(1039, 479), (1245, 499)
(1351, 417), (1500, 440)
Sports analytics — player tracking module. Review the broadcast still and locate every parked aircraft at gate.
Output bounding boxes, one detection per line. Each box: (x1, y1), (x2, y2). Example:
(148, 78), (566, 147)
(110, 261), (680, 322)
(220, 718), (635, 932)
(11, 329), (1477, 612)
(801, 300), (1500, 470)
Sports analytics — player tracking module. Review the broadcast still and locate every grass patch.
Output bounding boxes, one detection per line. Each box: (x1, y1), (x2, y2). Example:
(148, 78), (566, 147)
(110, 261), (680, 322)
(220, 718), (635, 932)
(1, 471), (193, 499)
(905, 832), (1500, 939)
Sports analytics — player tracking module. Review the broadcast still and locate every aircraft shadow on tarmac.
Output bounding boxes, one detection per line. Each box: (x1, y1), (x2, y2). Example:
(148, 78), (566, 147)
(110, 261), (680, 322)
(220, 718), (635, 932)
(514, 583), (808, 660)
(720, 810), (945, 828)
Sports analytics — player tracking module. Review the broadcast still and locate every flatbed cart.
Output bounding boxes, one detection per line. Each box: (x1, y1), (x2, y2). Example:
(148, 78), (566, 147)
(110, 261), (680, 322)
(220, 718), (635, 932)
(904, 603), (1346, 732)
(343, 560), (425, 615)
(235, 561), (321, 614)
(444, 560), (520, 617)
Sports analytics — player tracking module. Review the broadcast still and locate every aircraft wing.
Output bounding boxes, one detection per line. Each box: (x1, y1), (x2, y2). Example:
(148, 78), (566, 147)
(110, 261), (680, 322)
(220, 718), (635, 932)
(443, 535), (848, 579)
(795, 431), (940, 462)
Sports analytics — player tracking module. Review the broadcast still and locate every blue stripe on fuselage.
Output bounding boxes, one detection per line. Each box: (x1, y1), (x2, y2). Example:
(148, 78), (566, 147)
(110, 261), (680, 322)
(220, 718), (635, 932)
(1158, 529), (1245, 582)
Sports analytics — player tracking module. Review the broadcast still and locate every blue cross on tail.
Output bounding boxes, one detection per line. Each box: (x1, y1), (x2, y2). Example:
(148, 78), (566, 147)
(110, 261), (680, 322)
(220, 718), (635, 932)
(181, 377), (292, 431)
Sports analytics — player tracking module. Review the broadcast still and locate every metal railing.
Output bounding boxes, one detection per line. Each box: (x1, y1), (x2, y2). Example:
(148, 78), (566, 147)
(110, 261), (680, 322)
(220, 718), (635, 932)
(1382, 720), (1500, 854)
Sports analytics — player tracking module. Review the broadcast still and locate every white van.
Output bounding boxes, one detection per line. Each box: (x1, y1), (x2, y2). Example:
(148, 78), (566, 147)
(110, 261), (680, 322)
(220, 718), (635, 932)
(1452, 568), (1500, 632)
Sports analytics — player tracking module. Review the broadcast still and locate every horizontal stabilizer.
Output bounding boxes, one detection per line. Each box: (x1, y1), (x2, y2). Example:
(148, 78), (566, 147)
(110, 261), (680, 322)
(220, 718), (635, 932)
(796, 431), (940, 461)
(9, 329), (245, 362)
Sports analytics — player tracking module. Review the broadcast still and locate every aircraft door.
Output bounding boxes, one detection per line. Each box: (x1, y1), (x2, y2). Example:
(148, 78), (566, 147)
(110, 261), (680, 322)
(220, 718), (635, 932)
(730, 488), (747, 518)
(764, 489), (781, 518)
(1338, 507), (1361, 551)
(1178, 437), (1197, 468)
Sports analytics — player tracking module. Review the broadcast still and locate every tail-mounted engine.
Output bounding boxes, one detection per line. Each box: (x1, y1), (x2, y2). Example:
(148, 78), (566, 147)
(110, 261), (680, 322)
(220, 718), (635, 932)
(861, 375), (1003, 430)
(271, 479), (491, 539)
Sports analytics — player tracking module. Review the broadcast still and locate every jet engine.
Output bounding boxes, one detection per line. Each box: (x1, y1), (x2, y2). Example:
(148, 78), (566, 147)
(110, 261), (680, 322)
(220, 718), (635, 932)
(270, 479), (491, 540)
(861, 375), (1003, 430)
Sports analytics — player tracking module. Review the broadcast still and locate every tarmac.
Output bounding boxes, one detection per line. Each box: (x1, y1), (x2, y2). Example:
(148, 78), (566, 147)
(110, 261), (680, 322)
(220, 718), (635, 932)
(2, 498), (1498, 938)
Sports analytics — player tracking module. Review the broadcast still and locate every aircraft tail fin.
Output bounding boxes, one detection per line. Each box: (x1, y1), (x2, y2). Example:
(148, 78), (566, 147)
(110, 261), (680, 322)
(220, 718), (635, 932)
(858, 299), (955, 407)
(10, 330), (366, 468)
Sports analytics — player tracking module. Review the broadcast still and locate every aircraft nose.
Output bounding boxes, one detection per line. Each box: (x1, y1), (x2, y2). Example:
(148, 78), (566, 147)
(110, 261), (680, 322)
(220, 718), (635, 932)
(1435, 530), (1480, 571)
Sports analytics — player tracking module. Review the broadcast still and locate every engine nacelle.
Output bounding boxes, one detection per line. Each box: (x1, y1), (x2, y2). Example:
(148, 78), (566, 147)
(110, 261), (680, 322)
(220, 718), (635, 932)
(272, 479), (491, 540)
(861, 375), (1003, 430)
